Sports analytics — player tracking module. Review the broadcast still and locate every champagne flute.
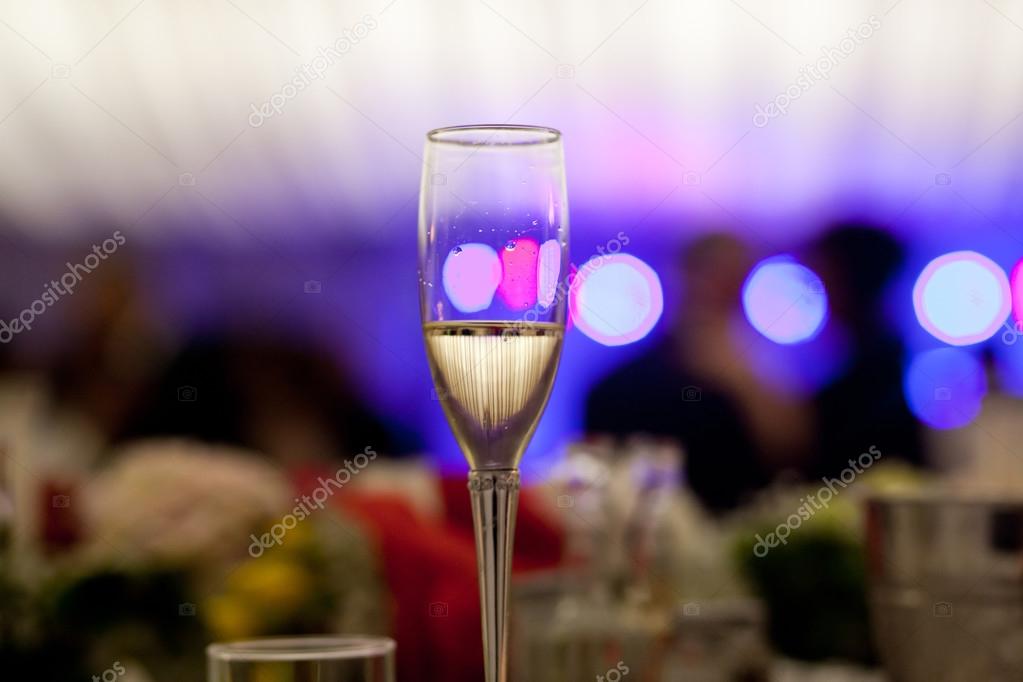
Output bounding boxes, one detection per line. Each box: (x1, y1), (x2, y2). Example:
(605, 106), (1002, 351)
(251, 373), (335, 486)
(419, 125), (569, 681)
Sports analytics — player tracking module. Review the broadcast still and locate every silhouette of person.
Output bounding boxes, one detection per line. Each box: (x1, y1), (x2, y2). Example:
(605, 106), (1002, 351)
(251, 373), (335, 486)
(807, 222), (924, 477)
(585, 234), (772, 512)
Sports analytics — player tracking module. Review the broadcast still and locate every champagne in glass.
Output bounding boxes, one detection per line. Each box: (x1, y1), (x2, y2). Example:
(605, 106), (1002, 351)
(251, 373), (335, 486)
(419, 125), (569, 681)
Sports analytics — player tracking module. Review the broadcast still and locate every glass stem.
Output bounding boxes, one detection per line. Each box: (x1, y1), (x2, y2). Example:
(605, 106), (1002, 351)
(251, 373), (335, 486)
(468, 469), (520, 682)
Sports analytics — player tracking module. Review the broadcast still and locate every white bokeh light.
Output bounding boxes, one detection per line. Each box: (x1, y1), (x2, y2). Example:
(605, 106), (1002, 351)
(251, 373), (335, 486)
(570, 254), (663, 346)
(913, 251), (1010, 346)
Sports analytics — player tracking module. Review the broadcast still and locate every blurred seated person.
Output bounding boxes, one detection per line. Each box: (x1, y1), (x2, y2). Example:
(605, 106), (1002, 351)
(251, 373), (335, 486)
(122, 330), (420, 463)
(44, 250), (418, 464)
(48, 258), (171, 459)
(670, 233), (813, 470)
(806, 223), (924, 477)
(586, 233), (812, 511)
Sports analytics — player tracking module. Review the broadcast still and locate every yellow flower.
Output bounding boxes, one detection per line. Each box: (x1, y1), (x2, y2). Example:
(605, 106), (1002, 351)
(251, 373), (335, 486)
(228, 557), (312, 614)
(205, 594), (261, 641)
(280, 521), (315, 550)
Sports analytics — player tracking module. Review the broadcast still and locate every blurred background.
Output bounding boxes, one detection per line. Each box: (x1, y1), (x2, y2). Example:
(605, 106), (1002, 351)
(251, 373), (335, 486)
(3, 1), (1023, 680)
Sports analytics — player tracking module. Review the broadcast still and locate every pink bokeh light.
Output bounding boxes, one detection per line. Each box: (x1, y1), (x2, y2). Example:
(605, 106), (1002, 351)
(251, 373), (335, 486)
(497, 237), (539, 311)
(1010, 257), (1023, 326)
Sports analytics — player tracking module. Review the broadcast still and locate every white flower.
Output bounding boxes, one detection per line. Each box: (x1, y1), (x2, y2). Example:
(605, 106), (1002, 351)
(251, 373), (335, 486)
(82, 439), (290, 567)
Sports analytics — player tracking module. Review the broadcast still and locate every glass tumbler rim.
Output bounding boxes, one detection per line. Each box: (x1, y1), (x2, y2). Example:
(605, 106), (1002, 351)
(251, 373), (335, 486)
(426, 124), (561, 147)
(207, 635), (396, 662)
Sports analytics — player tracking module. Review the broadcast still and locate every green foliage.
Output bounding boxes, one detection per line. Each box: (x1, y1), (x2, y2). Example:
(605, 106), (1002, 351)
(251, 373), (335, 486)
(1, 564), (208, 681)
(735, 526), (875, 664)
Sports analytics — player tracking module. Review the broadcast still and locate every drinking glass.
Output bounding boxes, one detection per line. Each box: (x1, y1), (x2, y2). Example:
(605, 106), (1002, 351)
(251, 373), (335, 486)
(207, 636), (395, 681)
(418, 125), (569, 681)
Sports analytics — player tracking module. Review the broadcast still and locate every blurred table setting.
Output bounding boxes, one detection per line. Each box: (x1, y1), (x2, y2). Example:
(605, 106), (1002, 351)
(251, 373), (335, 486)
(4, 372), (1020, 682)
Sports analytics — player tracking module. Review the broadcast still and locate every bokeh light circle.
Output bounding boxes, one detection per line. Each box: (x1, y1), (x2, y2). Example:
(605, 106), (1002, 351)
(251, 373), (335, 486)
(442, 243), (501, 313)
(537, 239), (562, 308)
(912, 251), (1010, 346)
(741, 256), (828, 345)
(903, 347), (986, 429)
(570, 254), (663, 346)
(496, 237), (539, 311)
(1010, 257), (1023, 327)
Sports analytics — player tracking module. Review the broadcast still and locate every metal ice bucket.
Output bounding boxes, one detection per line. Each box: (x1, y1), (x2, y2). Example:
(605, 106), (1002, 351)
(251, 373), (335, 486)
(865, 493), (1023, 681)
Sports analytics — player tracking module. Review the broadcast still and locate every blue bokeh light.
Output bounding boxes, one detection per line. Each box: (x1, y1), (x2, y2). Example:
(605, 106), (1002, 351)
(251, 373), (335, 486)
(741, 256), (828, 345)
(903, 347), (986, 429)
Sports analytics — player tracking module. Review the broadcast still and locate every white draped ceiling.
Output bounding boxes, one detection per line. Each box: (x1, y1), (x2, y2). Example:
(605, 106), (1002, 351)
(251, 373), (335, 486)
(1, 0), (1022, 245)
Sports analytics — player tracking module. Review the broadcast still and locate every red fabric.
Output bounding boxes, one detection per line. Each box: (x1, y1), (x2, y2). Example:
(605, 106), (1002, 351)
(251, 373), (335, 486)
(289, 467), (564, 682)
(438, 475), (564, 572)
(40, 480), (81, 553)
